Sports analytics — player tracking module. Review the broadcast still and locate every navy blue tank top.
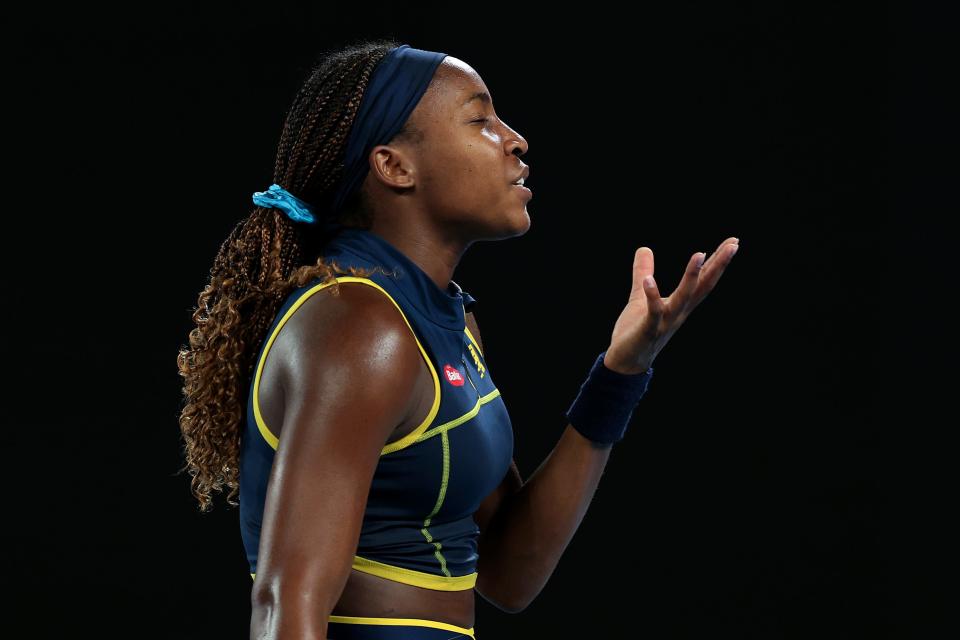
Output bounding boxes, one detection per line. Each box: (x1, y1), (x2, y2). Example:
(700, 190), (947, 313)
(239, 226), (515, 591)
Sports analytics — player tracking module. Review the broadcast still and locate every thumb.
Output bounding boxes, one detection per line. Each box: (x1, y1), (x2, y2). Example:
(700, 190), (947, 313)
(632, 246), (654, 291)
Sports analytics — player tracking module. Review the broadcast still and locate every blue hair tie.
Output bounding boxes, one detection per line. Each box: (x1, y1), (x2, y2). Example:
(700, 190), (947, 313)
(251, 183), (316, 224)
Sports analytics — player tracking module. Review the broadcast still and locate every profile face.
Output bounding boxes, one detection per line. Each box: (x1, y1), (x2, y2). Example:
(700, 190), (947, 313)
(382, 56), (532, 240)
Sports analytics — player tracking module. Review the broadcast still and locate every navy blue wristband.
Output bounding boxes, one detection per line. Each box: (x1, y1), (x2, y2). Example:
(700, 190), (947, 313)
(564, 350), (654, 445)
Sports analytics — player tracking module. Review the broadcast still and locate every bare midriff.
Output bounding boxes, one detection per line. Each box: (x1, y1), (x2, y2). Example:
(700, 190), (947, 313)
(331, 569), (475, 628)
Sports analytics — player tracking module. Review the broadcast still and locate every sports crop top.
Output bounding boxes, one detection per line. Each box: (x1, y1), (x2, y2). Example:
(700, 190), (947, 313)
(239, 225), (515, 592)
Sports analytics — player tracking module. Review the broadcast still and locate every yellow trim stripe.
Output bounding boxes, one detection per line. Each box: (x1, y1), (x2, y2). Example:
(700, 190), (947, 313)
(328, 614), (475, 638)
(250, 575), (477, 631)
(251, 559), (476, 592)
(251, 277), (441, 457)
(416, 388), (500, 443)
(464, 326), (483, 357)
(351, 554), (478, 590)
(420, 430), (453, 576)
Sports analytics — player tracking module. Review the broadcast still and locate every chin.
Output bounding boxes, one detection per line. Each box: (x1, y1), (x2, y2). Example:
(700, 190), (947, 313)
(470, 201), (531, 240)
(516, 207), (532, 235)
(501, 205), (531, 238)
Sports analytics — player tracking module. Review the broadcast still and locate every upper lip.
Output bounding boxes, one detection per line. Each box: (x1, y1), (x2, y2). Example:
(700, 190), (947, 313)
(511, 165), (530, 184)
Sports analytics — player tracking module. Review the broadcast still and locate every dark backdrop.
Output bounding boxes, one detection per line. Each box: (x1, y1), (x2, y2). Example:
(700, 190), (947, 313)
(6, 2), (948, 638)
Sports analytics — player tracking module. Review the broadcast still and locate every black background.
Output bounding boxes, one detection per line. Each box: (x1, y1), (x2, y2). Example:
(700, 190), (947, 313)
(5, 2), (950, 638)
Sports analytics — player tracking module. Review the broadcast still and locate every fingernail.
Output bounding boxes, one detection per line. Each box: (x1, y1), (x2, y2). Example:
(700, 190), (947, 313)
(731, 244), (739, 255)
(697, 253), (706, 267)
(644, 275), (655, 288)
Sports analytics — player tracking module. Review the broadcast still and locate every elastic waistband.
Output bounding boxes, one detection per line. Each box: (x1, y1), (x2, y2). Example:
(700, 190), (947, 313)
(328, 614), (476, 639)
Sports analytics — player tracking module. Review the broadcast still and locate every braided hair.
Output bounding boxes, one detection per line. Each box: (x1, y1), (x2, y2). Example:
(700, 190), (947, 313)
(176, 37), (420, 512)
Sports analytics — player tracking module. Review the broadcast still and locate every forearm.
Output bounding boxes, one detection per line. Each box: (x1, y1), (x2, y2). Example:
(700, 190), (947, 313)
(476, 422), (614, 611)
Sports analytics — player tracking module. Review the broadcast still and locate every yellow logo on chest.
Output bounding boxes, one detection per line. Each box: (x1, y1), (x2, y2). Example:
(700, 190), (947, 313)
(466, 343), (486, 379)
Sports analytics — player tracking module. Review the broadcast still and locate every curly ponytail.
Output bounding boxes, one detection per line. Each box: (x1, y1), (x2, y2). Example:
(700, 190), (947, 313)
(176, 37), (409, 512)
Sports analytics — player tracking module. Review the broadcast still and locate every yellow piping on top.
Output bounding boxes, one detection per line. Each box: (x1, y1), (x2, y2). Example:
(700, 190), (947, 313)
(252, 555), (479, 592)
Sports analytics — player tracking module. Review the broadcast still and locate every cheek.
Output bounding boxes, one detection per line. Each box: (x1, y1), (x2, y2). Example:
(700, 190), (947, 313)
(427, 151), (491, 194)
(418, 133), (504, 206)
(458, 144), (504, 187)
(425, 164), (494, 219)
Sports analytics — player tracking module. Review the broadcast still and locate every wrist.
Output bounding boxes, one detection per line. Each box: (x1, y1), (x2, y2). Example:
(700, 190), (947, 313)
(564, 350), (655, 446)
(602, 348), (652, 375)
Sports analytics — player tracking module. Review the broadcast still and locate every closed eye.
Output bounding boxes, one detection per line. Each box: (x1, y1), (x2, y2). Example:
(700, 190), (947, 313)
(471, 117), (490, 125)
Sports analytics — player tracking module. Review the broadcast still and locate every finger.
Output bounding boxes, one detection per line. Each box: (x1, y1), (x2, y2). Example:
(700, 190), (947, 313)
(689, 238), (739, 308)
(643, 274), (666, 324)
(670, 251), (707, 315)
(699, 238), (739, 288)
(702, 237), (739, 275)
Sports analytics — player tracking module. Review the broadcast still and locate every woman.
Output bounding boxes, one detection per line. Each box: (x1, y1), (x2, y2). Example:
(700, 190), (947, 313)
(177, 39), (739, 639)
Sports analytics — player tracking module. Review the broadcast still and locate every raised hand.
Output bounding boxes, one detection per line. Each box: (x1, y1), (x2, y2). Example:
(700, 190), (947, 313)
(603, 237), (740, 374)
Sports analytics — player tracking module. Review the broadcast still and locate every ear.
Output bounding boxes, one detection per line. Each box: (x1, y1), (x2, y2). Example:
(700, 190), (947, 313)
(368, 144), (417, 190)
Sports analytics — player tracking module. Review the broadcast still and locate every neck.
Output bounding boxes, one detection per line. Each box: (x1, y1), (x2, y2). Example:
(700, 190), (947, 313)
(367, 218), (468, 294)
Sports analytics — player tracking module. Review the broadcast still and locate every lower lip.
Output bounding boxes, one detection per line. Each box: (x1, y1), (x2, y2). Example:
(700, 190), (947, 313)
(512, 184), (533, 198)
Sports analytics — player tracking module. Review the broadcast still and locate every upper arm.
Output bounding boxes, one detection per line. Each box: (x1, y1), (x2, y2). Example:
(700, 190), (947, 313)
(252, 283), (424, 614)
(465, 310), (523, 535)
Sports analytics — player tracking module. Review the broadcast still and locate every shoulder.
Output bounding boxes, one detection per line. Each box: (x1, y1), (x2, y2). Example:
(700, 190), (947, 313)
(287, 278), (410, 336)
(274, 278), (425, 411)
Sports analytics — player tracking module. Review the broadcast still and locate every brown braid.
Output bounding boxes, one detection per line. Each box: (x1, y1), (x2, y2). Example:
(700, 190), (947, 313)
(176, 38), (417, 512)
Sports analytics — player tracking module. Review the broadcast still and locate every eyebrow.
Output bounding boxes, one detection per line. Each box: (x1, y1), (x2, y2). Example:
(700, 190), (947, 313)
(461, 91), (491, 108)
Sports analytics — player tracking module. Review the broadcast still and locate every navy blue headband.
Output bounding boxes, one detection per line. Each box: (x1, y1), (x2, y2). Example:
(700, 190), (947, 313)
(330, 44), (448, 217)
(252, 44), (448, 226)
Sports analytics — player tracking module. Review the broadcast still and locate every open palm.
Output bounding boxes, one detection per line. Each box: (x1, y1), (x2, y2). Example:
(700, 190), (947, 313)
(604, 237), (740, 374)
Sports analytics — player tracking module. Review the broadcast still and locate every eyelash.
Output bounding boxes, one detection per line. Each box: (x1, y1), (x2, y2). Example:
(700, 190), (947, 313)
(472, 117), (490, 125)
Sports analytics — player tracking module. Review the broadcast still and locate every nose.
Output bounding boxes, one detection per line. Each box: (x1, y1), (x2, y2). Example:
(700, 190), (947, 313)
(504, 123), (528, 156)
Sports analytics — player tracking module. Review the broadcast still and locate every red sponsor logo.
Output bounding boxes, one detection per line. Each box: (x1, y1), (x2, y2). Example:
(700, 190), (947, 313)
(443, 364), (465, 387)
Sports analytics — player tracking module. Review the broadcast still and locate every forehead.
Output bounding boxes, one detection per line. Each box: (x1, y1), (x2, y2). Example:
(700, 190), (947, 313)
(428, 57), (490, 110)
